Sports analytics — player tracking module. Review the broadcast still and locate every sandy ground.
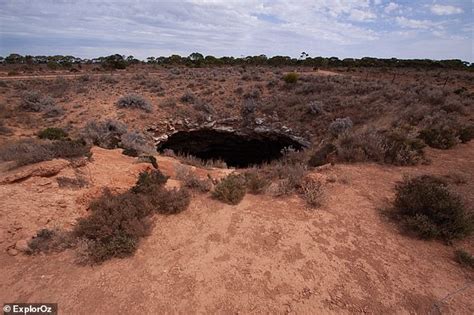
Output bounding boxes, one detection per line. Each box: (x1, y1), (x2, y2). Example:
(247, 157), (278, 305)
(0, 142), (473, 314)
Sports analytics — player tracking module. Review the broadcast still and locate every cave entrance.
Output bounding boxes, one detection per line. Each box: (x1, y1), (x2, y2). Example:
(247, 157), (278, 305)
(157, 129), (305, 168)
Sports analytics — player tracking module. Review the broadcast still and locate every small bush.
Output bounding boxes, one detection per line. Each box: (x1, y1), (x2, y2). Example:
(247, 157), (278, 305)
(82, 119), (127, 149)
(27, 229), (73, 254)
(329, 117), (353, 137)
(116, 94), (152, 112)
(457, 125), (474, 143)
(20, 91), (57, 112)
(393, 175), (473, 241)
(176, 165), (212, 192)
(283, 72), (298, 84)
(244, 171), (269, 194)
(308, 143), (337, 167)
(57, 175), (89, 189)
(153, 187), (191, 214)
(0, 138), (91, 168)
(38, 127), (69, 140)
(454, 250), (474, 268)
(131, 169), (169, 194)
(301, 178), (324, 208)
(383, 132), (426, 165)
(120, 131), (155, 156)
(307, 100), (324, 115)
(212, 174), (246, 205)
(180, 90), (196, 103)
(419, 127), (459, 149)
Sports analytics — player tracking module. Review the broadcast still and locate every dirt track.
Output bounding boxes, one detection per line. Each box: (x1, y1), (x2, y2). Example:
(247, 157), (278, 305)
(1, 143), (473, 314)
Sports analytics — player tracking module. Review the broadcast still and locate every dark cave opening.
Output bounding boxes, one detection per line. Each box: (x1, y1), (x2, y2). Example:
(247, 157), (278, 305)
(157, 129), (305, 168)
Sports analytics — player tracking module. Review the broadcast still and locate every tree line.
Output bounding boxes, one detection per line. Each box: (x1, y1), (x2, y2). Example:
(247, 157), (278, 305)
(1, 53), (471, 70)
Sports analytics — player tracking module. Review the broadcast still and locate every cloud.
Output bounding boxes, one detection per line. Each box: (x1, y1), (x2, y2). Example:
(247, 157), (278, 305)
(430, 4), (463, 16)
(395, 17), (441, 30)
(384, 2), (400, 14)
(0, 0), (471, 61)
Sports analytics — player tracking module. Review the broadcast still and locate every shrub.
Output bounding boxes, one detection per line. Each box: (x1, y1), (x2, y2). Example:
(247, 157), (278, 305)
(307, 100), (324, 115)
(82, 119), (127, 149)
(120, 131), (155, 156)
(180, 90), (196, 103)
(457, 125), (474, 143)
(383, 131), (425, 165)
(244, 171), (269, 194)
(57, 176), (89, 189)
(301, 178), (324, 208)
(336, 130), (385, 163)
(283, 72), (298, 84)
(454, 250), (474, 268)
(20, 91), (57, 112)
(212, 174), (246, 205)
(116, 94), (152, 112)
(393, 175), (473, 241)
(73, 189), (152, 263)
(152, 187), (191, 214)
(131, 169), (169, 194)
(308, 143), (337, 167)
(329, 117), (353, 137)
(0, 138), (91, 168)
(419, 127), (459, 149)
(175, 165), (213, 192)
(38, 127), (69, 140)
(27, 229), (73, 254)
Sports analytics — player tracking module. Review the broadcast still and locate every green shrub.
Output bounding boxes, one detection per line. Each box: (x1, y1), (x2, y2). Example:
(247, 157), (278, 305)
(419, 127), (459, 149)
(131, 169), (169, 194)
(27, 229), (73, 254)
(393, 175), (473, 241)
(38, 127), (69, 140)
(283, 72), (298, 84)
(212, 174), (246, 205)
(74, 169), (191, 263)
(454, 250), (474, 268)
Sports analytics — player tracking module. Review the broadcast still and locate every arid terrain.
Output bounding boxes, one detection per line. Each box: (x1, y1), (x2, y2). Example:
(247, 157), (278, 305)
(0, 65), (473, 314)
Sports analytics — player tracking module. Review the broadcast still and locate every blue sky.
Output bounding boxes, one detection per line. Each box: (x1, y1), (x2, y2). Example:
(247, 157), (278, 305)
(0, 0), (472, 61)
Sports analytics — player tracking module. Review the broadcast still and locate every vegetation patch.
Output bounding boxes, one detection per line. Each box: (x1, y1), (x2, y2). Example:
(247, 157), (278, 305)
(212, 174), (246, 205)
(454, 249), (474, 269)
(392, 175), (473, 241)
(116, 94), (152, 112)
(38, 127), (69, 140)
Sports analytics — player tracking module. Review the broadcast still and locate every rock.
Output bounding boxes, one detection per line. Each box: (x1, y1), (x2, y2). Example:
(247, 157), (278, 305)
(0, 159), (70, 184)
(15, 239), (30, 252)
(7, 248), (19, 256)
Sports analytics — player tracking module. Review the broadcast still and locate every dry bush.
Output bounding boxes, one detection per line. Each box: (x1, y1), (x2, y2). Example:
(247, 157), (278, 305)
(120, 131), (155, 156)
(283, 72), (298, 84)
(20, 91), (57, 113)
(74, 169), (190, 263)
(244, 171), (269, 194)
(393, 175), (473, 241)
(38, 127), (69, 140)
(212, 174), (246, 205)
(329, 117), (353, 137)
(27, 229), (74, 254)
(180, 90), (196, 103)
(116, 94), (152, 112)
(82, 119), (127, 149)
(454, 250), (474, 268)
(0, 138), (91, 168)
(57, 175), (89, 189)
(301, 178), (324, 208)
(175, 165), (212, 192)
(308, 143), (337, 167)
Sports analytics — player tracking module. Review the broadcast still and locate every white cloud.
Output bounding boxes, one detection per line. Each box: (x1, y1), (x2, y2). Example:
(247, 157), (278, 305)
(430, 4), (463, 16)
(384, 2), (399, 14)
(349, 9), (377, 22)
(395, 17), (440, 30)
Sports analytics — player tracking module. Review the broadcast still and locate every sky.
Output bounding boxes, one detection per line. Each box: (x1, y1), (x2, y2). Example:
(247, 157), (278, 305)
(0, 0), (472, 61)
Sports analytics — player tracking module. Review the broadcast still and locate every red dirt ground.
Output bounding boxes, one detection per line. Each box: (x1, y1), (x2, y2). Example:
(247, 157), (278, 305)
(1, 142), (473, 314)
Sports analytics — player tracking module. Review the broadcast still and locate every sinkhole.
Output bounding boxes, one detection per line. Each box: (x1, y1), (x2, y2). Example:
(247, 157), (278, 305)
(157, 129), (306, 168)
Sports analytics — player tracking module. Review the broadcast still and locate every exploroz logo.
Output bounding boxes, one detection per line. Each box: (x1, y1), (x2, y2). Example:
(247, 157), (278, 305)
(3, 303), (57, 315)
